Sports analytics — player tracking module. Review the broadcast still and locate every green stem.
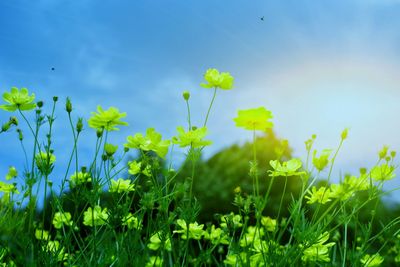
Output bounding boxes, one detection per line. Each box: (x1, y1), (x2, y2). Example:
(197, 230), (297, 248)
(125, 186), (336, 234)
(203, 87), (217, 127)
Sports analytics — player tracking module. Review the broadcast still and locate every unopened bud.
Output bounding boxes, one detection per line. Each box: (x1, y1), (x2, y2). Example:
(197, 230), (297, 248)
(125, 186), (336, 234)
(341, 128), (348, 140)
(53, 96), (58, 102)
(182, 90), (190, 101)
(17, 129), (23, 141)
(96, 129), (104, 138)
(9, 116), (18, 126)
(37, 101), (44, 108)
(76, 118), (83, 133)
(1, 122), (10, 132)
(65, 97), (72, 113)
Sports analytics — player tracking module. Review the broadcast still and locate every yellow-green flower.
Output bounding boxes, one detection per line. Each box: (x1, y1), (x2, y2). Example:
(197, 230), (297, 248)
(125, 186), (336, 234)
(302, 232), (335, 263)
(35, 152), (56, 173)
(83, 205), (109, 227)
(203, 225), (229, 245)
(261, 216), (277, 232)
(88, 106), (128, 131)
(233, 107), (273, 131)
(200, 68), (234, 90)
(312, 149), (331, 171)
(43, 240), (68, 262)
(305, 186), (332, 204)
(147, 231), (172, 251)
(69, 171), (91, 187)
(121, 213), (141, 230)
(35, 229), (50, 240)
(269, 158), (305, 177)
(145, 256), (163, 267)
(224, 252), (247, 266)
(128, 161), (142, 175)
(52, 211), (73, 229)
(5, 166), (17, 180)
(125, 128), (171, 158)
(239, 226), (264, 247)
(109, 178), (135, 193)
(220, 212), (243, 229)
(172, 126), (212, 148)
(0, 181), (19, 194)
(370, 163), (395, 181)
(329, 183), (354, 201)
(173, 219), (204, 240)
(360, 253), (384, 267)
(0, 87), (36, 111)
(104, 143), (118, 156)
(343, 174), (370, 191)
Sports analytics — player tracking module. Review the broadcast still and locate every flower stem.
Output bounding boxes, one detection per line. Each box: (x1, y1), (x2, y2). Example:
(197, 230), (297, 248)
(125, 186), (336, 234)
(203, 87), (217, 127)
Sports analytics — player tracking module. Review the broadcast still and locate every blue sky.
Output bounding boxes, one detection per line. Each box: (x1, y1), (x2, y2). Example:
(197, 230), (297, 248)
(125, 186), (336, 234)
(1, 0), (400, 201)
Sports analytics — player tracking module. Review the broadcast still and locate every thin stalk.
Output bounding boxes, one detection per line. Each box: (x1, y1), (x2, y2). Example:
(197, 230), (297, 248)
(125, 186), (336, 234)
(203, 87), (217, 127)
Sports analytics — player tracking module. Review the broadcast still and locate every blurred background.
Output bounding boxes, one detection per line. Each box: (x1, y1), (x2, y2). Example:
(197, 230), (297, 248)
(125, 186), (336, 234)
(1, 0), (400, 204)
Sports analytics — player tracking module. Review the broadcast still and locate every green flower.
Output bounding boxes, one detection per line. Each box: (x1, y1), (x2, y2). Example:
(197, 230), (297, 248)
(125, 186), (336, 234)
(83, 206), (109, 227)
(35, 152), (56, 174)
(125, 128), (171, 158)
(261, 216), (277, 232)
(220, 212), (243, 229)
(147, 231), (172, 251)
(302, 232), (335, 263)
(269, 158), (305, 177)
(88, 106), (128, 131)
(5, 166), (17, 180)
(233, 107), (273, 131)
(109, 178), (135, 193)
(240, 226), (264, 247)
(200, 68), (234, 90)
(343, 173), (370, 191)
(305, 186), (332, 204)
(360, 253), (384, 267)
(173, 219), (204, 240)
(121, 213), (141, 230)
(104, 143), (118, 156)
(35, 229), (50, 240)
(128, 161), (142, 175)
(204, 225), (229, 245)
(0, 87), (36, 111)
(370, 163), (395, 181)
(69, 171), (91, 187)
(329, 183), (354, 201)
(312, 149), (331, 171)
(52, 212), (73, 229)
(172, 126), (212, 148)
(43, 240), (68, 262)
(0, 181), (19, 194)
(145, 256), (163, 267)
(224, 253), (247, 266)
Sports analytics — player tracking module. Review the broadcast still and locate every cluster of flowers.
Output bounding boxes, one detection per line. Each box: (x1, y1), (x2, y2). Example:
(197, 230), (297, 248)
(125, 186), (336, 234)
(0, 68), (398, 266)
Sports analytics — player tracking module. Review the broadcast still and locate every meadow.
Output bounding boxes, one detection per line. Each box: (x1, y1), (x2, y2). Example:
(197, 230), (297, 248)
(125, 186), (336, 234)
(0, 69), (399, 266)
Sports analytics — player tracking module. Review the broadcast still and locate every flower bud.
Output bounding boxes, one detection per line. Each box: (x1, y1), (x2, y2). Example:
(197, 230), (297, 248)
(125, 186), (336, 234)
(341, 128), (348, 140)
(17, 129), (23, 141)
(65, 97), (72, 113)
(76, 118), (83, 133)
(96, 129), (104, 138)
(53, 96), (58, 102)
(37, 101), (44, 108)
(104, 143), (118, 156)
(1, 122), (10, 132)
(9, 116), (18, 126)
(379, 146), (389, 159)
(182, 90), (190, 101)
